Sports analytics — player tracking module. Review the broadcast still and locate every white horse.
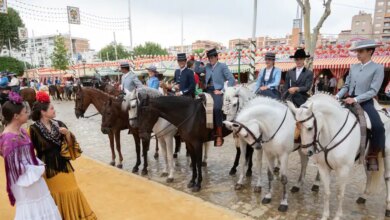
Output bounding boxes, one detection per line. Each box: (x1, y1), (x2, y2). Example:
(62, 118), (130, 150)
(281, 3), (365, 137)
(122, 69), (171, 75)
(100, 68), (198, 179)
(223, 85), (320, 193)
(122, 88), (210, 182)
(224, 96), (295, 212)
(287, 93), (390, 219)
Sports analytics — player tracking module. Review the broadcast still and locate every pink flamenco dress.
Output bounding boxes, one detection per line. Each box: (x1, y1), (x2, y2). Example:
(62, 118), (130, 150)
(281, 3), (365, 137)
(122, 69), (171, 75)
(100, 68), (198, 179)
(0, 129), (62, 220)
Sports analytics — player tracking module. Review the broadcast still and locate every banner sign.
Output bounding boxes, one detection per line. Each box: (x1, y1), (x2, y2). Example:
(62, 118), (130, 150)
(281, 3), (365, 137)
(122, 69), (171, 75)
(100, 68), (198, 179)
(67, 6), (80, 24)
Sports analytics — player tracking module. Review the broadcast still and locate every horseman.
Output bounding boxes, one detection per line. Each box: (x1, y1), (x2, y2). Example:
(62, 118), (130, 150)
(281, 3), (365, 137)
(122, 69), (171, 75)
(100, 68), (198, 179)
(253, 52), (282, 99)
(172, 53), (195, 98)
(120, 62), (143, 93)
(336, 39), (385, 171)
(283, 49), (314, 107)
(194, 48), (235, 147)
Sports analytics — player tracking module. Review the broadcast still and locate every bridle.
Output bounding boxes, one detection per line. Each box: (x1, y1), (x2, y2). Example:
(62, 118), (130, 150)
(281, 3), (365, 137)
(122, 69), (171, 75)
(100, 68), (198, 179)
(233, 107), (288, 148)
(297, 106), (358, 169)
(75, 90), (99, 118)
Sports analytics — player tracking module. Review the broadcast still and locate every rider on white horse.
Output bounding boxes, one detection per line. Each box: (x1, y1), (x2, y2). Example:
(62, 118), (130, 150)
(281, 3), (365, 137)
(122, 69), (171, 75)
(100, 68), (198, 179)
(253, 52), (282, 99)
(336, 39), (385, 171)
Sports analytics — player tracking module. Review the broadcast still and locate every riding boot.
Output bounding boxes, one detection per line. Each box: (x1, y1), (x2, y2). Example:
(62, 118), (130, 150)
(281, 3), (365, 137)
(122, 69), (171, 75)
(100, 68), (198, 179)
(215, 126), (224, 147)
(366, 144), (381, 171)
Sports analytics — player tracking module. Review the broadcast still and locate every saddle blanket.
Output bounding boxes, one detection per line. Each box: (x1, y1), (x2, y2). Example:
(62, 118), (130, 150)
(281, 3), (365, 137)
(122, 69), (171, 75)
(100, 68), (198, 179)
(197, 93), (214, 129)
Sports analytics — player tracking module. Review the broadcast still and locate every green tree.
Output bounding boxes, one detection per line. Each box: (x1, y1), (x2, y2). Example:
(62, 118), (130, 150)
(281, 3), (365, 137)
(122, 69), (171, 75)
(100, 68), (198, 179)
(0, 7), (26, 54)
(50, 35), (69, 70)
(0, 57), (30, 76)
(192, 49), (204, 56)
(99, 43), (130, 61)
(133, 42), (168, 56)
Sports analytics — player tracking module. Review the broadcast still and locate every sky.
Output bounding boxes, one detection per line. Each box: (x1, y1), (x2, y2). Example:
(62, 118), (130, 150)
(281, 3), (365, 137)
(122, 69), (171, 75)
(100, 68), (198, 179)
(7, 0), (376, 50)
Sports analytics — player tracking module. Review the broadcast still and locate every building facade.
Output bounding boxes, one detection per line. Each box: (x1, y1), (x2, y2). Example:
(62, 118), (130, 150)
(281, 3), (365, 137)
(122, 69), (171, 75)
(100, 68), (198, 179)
(168, 45), (192, 55)
(192, 40), (224, 51)
(373, 0), (390, 41)
(228, 39), (250, 50)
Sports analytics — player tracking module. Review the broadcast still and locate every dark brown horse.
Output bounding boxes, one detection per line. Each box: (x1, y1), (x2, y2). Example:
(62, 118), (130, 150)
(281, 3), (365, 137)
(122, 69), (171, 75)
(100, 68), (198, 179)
(56, 85), (65, 100)
(20, 88), (36, 109)
(49, 85), (62, 100)
(137, 95), (232, 192)
(75, 86), (151, 173)
(100, 97), (151, 174)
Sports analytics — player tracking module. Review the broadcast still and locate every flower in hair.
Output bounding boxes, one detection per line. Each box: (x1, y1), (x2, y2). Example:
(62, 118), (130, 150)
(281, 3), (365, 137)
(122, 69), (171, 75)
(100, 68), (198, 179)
(8, 92), (23, 105)
(36, 91), (50, 103)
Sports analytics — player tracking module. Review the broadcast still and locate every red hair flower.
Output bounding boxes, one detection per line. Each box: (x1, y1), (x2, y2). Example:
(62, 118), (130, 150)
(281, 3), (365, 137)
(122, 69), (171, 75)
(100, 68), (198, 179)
(36, 91), (50, 103)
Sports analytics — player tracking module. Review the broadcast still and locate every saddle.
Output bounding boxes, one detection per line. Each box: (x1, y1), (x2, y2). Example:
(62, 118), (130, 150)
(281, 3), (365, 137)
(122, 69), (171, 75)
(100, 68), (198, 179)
(197, 93), (214, 129)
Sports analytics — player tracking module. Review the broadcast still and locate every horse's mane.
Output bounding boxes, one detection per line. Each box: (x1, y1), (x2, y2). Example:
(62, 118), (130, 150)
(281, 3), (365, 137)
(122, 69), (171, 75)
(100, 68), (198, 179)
(148, 95), (196, 106)
(82, 87), (117, 99)
(238, 95), (287, 115)
(308, 91), (343, 107)
(136, 87), (161, 99)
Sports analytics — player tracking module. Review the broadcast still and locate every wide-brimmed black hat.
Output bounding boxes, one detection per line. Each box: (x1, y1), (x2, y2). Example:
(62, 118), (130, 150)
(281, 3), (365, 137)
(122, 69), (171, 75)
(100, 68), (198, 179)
(120, 62), (130, 68)
(290, 49), (310, 59)
(177, 53), (187, 61)
(206, 48), (218, 57)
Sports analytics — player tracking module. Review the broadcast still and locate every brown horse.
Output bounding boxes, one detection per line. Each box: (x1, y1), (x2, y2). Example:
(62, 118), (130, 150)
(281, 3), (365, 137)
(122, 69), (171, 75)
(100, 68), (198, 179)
(20, 88), (36, 109)
(74, 86), (151, 173)
(56, 85), (65, 100)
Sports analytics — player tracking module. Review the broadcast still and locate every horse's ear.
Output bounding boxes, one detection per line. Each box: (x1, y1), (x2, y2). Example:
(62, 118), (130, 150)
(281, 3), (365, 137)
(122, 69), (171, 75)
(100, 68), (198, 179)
(124, 88), (131, 95)
(108, 98), (113, 106)
(78, 83), (82, 90)
(286, 101), (297, 115)
(307, 102), (313, 112)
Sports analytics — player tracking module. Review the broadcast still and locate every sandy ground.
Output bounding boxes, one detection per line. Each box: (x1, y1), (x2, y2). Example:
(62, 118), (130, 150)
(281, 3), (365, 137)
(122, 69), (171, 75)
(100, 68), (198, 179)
(0, 156), (247, 220)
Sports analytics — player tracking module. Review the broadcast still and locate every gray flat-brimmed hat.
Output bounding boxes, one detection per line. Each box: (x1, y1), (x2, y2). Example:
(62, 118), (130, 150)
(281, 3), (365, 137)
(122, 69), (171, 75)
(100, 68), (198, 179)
(120, 62), (130, 68)
(350, 39), (381, 51)
(146, 65), (158, 73)
(265, 52), (276, 60)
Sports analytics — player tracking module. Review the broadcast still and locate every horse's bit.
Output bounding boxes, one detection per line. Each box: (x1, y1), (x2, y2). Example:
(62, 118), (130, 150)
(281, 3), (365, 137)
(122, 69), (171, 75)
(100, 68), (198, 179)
(75, 91), (99, 118)
(233, 107), (288, 149)
(297, 107), (358, 170)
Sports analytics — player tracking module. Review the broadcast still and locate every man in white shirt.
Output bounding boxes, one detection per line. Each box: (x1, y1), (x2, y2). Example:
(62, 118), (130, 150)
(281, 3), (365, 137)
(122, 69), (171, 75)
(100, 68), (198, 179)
(328, 76), (337, 94)
(8, 74), (20, 93)
(283, 49), (314, 107)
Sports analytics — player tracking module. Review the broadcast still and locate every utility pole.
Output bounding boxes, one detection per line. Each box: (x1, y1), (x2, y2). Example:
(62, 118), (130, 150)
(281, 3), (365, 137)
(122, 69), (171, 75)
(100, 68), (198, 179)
(128, 0), (133, 50)
(68, 23), (74, 64)
(181, 8), (184, 52)
(8, 38), (12, 57)
(113, 32), (118, 60)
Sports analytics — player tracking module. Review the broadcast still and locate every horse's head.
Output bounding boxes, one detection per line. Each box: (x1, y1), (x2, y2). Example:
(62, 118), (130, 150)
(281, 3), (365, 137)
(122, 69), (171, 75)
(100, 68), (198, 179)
(224, 120), (263, 149)
(222, 87), (240, 121)
(122, 89), (138, 127)
(74, 85), (88, 118)
(137, 95), (159, 140)
(288, 101), (320, 157)
(101, 98), (120, 134)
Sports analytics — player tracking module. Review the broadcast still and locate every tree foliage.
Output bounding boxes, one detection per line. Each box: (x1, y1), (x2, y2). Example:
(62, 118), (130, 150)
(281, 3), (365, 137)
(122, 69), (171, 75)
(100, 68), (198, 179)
(192, 49), (204, 56)
(0, 7), (26, 54)
(133, 42), (168, 56)
(99, 43), (130, 61)
(50, 35), (69, 70)
(0, 57), (30, 76)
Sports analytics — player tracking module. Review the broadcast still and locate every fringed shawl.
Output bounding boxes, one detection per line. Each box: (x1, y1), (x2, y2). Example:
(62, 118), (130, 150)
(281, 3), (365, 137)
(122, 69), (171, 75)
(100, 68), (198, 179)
(0, 129), (39, 206)
(29, 120), (74, 179)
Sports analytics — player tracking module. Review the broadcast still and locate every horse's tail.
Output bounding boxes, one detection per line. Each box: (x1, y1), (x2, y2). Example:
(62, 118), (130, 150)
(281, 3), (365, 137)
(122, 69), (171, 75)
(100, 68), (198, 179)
(365, 152), (384, 194)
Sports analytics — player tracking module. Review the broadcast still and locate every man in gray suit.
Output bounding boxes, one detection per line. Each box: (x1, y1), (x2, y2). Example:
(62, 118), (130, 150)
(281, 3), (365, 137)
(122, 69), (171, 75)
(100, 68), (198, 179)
(194, 48), (235, 146)
(283, 49), (314, 107)
(336, 39), (385, 171)
(120, 62), (143, 93)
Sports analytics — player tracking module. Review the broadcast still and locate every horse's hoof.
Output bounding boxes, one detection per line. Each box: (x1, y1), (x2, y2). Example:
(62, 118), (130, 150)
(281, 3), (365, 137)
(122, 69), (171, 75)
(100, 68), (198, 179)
(278, 204), (288, 212)
(229, 168), (237, 176)
(356, 197), (366, 204)
(202, 162), (207, 167)
(173, 153), (178, 159)
(187, 182), (195, 188)
(254, 186), (262, 193)
(141, 169), (148, 176)
(116, 164), (123, 169)
(311, 184), (320, 192)
(166, 178), (174, 183)
(132, 167), (139, 173)
(385, 209), (390, 217)
(192, 185), (201, 192)
(154, 153), (159, 160)
(290, 186), (300, 193)
(161, 172), (168, 177)
(109, 161), (115, 166)
(274, 167), (280, 175)
(262, 197), (272, 204)
(246, 169), (252, 177)
(235, 183), (243, 190)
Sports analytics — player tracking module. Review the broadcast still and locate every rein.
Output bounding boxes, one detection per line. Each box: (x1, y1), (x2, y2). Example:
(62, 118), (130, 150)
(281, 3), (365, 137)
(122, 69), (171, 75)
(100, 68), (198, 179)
(297, 107), (358, 170)
(233, 107), (288, 148)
